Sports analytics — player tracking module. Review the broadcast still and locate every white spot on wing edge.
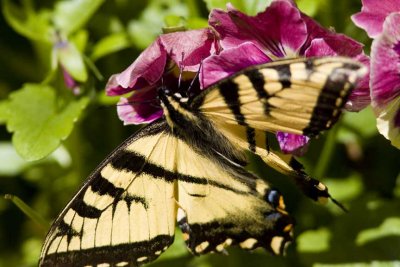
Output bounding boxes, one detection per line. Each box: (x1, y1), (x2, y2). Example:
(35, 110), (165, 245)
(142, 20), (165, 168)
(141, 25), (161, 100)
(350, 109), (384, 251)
(216, 244), (225, 252)
(270, 236), (285, 255)
(239, 238), (258, 249)
(137, 256), (148, 262)
(195, 241), (210, 253)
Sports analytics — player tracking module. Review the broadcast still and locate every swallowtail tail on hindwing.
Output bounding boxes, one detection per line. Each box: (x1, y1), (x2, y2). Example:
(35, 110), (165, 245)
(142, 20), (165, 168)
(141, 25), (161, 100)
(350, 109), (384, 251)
(39, 57), (366, 266)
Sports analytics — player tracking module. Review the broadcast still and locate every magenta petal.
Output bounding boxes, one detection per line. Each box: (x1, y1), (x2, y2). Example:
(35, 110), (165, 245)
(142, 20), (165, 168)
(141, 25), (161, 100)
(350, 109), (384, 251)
(159, 29), (216, 72)
(276, 132), (310, 156)
(371, 12), (400, 107)
(304, 36), (364, 57)
(352, 0), (400, 38)
(106, 29), (217, 97)
(210, 1), (307, 57)
(106, 38), (167, 96)
(62, 66), (77, 89)
(345, 54), (371, 111)
(300, 14), (333, 53)
(117, 87), (163, 125)
(200, 42), (271, 88)
(105, 74), (133, 96)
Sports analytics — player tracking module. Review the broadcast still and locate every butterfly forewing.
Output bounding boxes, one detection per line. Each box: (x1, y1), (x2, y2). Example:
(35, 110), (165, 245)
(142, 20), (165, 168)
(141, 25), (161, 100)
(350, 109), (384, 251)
(195, 57), (367, 137)
(191, 57), (366, 205)
(40, 121), (177, 266)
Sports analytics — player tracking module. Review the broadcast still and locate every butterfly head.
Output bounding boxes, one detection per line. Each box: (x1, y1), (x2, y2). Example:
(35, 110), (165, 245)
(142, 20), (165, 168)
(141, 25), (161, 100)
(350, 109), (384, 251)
(158, 86), (196, 129)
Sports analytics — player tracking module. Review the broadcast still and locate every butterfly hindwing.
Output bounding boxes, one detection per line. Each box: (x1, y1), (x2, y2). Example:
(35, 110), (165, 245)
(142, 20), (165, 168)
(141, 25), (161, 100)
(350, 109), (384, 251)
(168, 129), (294, 255)
(209, 121), (331, 203)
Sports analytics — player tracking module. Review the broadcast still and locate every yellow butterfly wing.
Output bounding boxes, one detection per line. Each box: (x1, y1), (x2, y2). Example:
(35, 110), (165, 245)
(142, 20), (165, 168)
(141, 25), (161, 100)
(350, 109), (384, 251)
(39, 120), (294, 266)
(194, 56), (367, 136)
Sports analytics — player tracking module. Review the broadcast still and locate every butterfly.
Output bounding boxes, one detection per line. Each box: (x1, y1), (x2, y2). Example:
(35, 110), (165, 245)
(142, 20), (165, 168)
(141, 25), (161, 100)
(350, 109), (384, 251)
(39, 56), (366, 266)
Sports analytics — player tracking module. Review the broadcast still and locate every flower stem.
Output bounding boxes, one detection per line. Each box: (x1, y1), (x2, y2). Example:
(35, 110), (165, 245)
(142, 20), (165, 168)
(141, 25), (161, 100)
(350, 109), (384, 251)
(313, 125), (339, 178)
(4, 194), (49, 230)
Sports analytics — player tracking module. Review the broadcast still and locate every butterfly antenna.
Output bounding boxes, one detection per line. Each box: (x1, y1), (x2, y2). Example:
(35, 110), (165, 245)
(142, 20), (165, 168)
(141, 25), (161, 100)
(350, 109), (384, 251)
(329, 195), (349, 213)
(187, 60), (203, 98)
(188, 60), (202, 91)
(116, 99), (159, 107)
(177, 52), (185, 91)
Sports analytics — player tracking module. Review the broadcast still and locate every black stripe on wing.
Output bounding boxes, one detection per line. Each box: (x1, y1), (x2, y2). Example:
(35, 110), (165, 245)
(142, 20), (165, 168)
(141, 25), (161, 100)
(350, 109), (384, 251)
(246, 69), (270, 115)
(219, 79), (257, 152)
(274, 64), (292, 89)
(40, 235), (173, 267)
(110, 150), (252, 196)
(302, 65), (355, 137)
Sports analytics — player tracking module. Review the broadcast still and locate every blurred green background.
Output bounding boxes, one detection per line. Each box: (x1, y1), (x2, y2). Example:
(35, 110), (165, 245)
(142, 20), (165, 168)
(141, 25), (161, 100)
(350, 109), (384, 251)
(0, 0), (399, 266)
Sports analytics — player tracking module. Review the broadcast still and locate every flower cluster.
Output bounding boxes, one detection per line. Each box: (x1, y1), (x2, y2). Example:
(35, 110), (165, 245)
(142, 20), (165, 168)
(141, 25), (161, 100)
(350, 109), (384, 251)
(106, 0), (370, 154)
(352, 0), (400, 148)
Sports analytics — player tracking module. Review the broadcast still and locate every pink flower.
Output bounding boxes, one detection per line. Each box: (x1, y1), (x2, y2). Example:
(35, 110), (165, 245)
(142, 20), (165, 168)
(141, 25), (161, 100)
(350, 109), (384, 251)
(203, 0), (369, 154)
(352, 2), (400, 148)
(351, 0), (400, 38)
(204, 1), (370, 111)
(106, 29), (217, 124)
(276, 132), (310, 156)
(370, 13), (400, 148)
(107, 0), (369, 154)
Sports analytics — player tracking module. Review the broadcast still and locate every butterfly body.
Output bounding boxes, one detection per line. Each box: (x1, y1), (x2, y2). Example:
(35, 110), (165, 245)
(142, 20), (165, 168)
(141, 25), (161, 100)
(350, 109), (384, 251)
(39, 57), (366, 266)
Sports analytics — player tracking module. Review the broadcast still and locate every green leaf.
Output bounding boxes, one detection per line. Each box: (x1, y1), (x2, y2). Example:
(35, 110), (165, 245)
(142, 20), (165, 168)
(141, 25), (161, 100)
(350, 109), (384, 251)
(297, 0), (320, 17)
(341, 106), (378, 139)
(53, 0), (105, 35)
(203, 0), (272, 15)
(6, 84), (89, 161)
(128, 20), (160, 49)
(70, 30), (89, 52)
(56, 41), (88, 82)
(2, 0), (52, 42)
(164, 15), (186, 28)
(0, 142), (71, 176)
(128, 0), (189, 49)
(91, 33), (131, 61)
(22, 238), (43, 267)
(297, 227), (331, 253)
(315, 261), (400, 267)
(324, 173), (363, 202)
(0, 100), (8, 124)
(186, 17), (209, 29)
(356, 217), (400, 246)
